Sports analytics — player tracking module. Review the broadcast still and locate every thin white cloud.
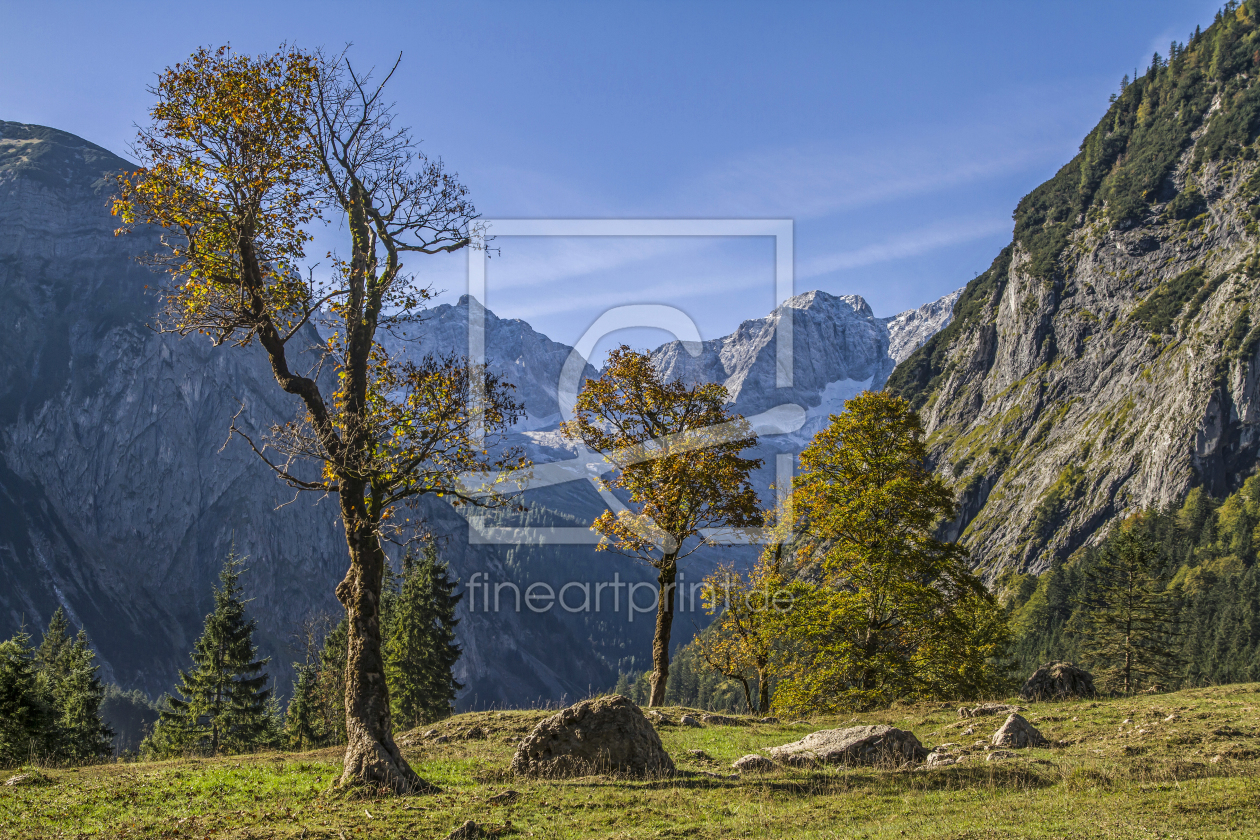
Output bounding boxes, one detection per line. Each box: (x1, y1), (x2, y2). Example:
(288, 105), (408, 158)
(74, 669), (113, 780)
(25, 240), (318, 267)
(798, 216), (1012, 279)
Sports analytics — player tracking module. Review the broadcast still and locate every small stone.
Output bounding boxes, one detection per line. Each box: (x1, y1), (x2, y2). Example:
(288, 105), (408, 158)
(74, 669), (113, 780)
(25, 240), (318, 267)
(732, 754), (777, 773)
(757, 716), (780, 724)
(1164, 714), (1179, 723)
(423, 728), (440, 739)
(646, 711), (674, 727)
(4, 774), (33, 787)
(991, 713), (1049, 749)
(961, 726), (975, 736)
(686, 749), (714, 761)
(767, 725), (928, 767)
(700, 714), (743, 726)
(986, 750), (1016, 762)
(487, 790), (520, 805)
(924, 751), (959, 767)
(679, 714), (702, 728)
(1122, 718), (1133, 725)
(464, 726), (487, 740)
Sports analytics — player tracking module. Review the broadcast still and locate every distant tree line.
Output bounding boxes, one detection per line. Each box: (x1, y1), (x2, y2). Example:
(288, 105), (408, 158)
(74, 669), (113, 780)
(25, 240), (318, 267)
(0, 541), (462, 767)
(1005, 477), (1260, 692)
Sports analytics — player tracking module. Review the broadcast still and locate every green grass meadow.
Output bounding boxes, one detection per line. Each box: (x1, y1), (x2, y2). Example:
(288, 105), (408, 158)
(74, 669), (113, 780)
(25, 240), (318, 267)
(4, 684), (1260, 839)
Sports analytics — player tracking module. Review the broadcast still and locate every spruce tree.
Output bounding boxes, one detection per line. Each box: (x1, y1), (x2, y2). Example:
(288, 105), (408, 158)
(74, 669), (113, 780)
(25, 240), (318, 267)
(1078, 526), (1183, 694)
(316, 617), (349, 744)
(383, 543), (463, 729)
(284, 663), (328, 750)
(147, 553), (273, 756)
(0, 629), (48, 764)
(36, 610), (112, 761)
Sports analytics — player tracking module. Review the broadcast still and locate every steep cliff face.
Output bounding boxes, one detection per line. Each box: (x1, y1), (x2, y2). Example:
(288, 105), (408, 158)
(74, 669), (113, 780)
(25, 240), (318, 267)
(0, 121), (614, 705)
(887, 9), (1260, 576)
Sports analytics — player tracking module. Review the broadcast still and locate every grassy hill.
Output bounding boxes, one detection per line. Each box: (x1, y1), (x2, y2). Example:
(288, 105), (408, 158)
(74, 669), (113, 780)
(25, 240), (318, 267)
(3, 684), (1259, 838)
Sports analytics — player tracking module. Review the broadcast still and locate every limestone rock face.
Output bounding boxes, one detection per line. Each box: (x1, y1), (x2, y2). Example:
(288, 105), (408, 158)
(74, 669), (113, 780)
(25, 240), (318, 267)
(1020, 662), (1096, 702)
(883, 289), (963, 364)
(991, 713), (1049, 749)
(766, 724), (928, 767)
(510, 695), (675, 777)
(887, 79), (1260, 577)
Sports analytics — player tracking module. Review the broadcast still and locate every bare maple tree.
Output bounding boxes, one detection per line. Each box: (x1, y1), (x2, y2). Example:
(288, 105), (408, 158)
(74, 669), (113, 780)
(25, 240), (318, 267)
(562, 346), (763, 707)
(114, 46), (524, 793)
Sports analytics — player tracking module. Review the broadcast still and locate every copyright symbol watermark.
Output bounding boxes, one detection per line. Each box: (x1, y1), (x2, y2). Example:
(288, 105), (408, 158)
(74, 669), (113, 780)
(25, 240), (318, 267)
(459, 219), (801, 546)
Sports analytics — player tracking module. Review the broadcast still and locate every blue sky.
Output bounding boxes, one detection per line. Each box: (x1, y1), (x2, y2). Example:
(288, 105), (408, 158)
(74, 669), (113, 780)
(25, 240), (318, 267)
(0, 0), (1224, 361)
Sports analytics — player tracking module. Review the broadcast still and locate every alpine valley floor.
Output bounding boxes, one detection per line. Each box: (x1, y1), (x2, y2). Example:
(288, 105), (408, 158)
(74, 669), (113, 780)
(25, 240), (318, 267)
(3, 684), (1259, 839)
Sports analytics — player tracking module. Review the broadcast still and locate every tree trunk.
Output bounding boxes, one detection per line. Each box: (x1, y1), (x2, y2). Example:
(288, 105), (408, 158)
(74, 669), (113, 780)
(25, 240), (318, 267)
(335, 491), (434, 793)
(757, 662), (770, 714)
(648, 560), (677, 707)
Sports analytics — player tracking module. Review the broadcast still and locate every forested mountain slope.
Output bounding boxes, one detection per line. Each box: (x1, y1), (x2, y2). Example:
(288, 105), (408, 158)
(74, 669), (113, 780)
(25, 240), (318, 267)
(888, 2), (1260, 576)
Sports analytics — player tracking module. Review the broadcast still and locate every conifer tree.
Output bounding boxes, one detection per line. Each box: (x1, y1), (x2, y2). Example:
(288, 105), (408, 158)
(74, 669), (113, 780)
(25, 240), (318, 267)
(1078, 525), (1183, 694)
(36, 609), (113, 761)
(0, 629), (48, 764)
(316, 617), (349, 744)
(284, 663), (328, 750)
(146, 553), (273, 756)
(383, 543), (463, 729)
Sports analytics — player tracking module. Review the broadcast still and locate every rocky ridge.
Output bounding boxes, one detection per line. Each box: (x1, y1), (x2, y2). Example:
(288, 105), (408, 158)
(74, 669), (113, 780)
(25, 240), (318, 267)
(888, 17), (1260, 576)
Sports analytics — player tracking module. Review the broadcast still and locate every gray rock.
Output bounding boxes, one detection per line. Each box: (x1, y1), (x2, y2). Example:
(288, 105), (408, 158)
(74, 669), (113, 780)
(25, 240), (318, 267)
(732, 754), (778, 773)
(647, 711), (674, 727)
(510, 695), (675, 777)
(679, 714), (702, 728)
(923, 751), (961, 767)
(756, 716), (780, 724)
(767, 725), (928, 767)
(959, 702), (1026, 719)
(991, 713), (1049, 749)
(1020, 662), (1096, 702)
(686, 749), (713, 761)
(986, 750), (1017, 762)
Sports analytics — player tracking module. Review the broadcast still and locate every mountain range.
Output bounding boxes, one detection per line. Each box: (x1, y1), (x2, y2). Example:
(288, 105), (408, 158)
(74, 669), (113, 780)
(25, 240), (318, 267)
(0, 119), (956, 707)
(14, 10), (1260, 706)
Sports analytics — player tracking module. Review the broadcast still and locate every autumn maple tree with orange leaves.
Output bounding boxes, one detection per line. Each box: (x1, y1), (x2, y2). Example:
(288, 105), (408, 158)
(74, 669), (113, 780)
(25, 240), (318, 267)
(562, 346), (764, 707)
(114, 45), (524, 793)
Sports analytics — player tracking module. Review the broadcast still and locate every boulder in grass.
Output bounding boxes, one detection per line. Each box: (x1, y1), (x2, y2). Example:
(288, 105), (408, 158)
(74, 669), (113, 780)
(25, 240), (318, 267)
(991, 713), (1049, 749)
(510, 694), (675, 777)
(767, 725), (928, 767)
(732, 754), (778, 773)
(679, 714), (702, 728)
(1019, 662), (1096, 702)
